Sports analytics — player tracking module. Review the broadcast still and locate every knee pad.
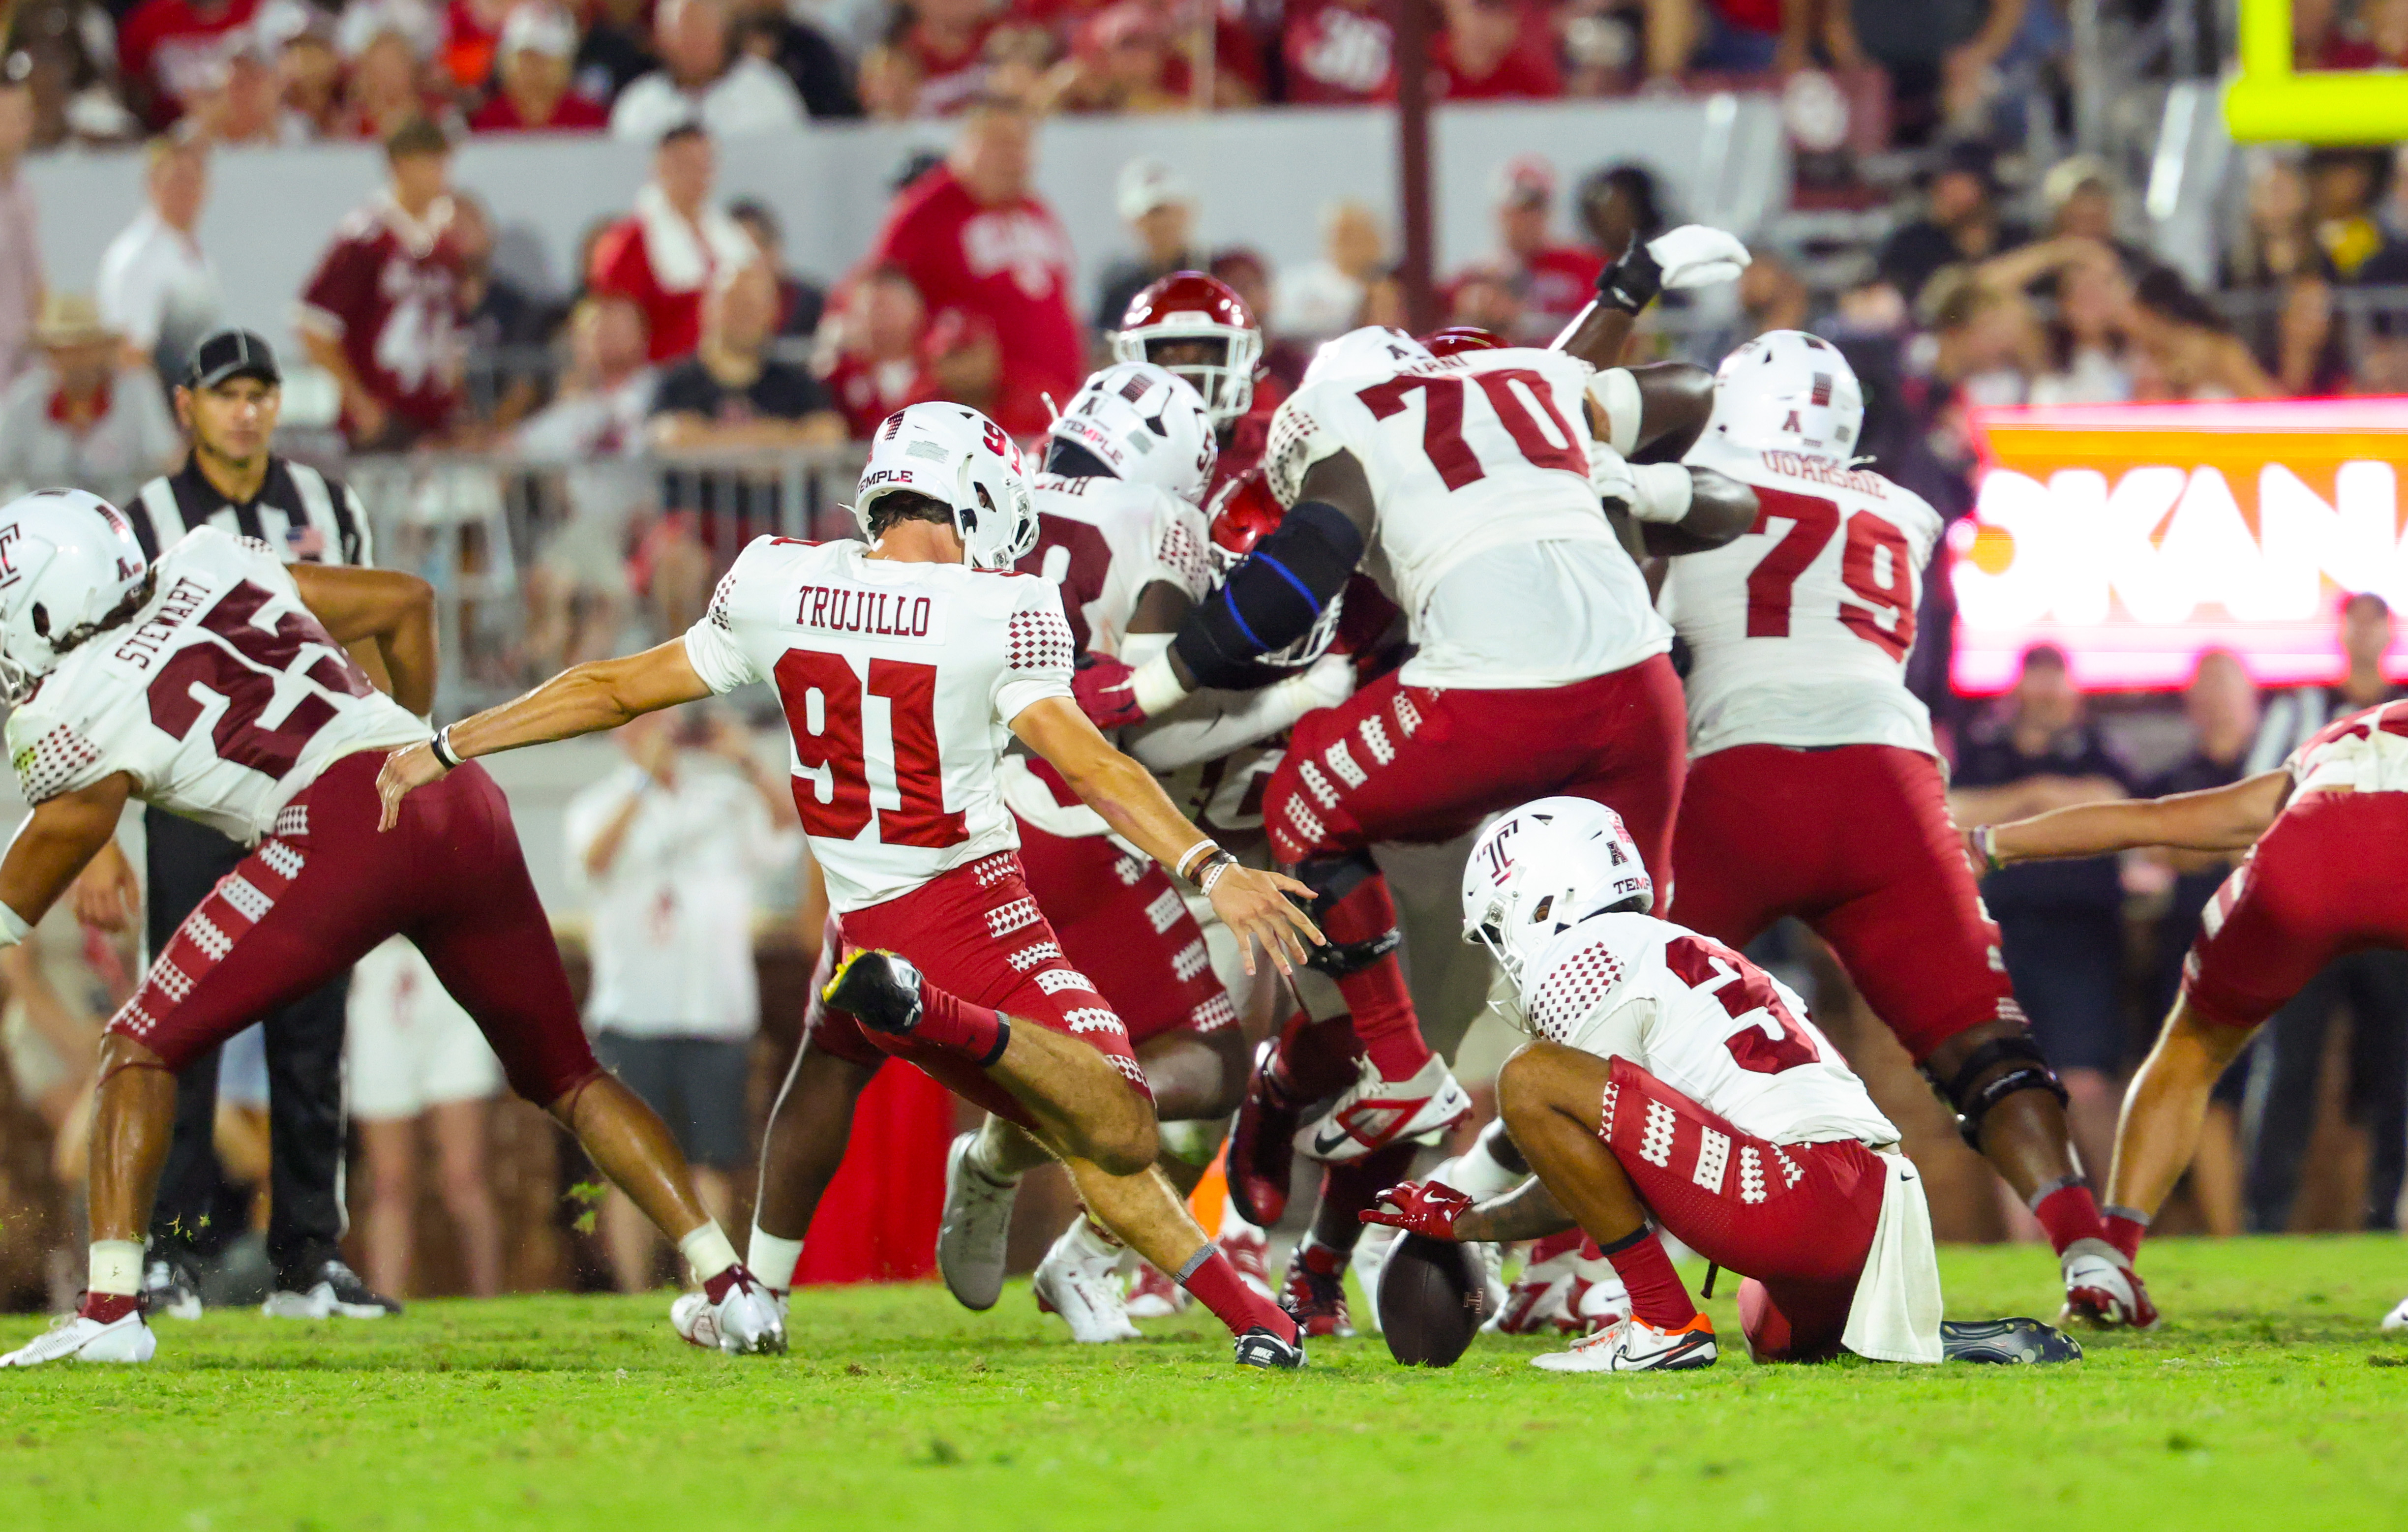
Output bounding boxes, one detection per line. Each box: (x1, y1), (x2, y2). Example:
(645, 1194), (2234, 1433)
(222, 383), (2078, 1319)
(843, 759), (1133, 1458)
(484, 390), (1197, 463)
(1920, 1032), (2069, 1151)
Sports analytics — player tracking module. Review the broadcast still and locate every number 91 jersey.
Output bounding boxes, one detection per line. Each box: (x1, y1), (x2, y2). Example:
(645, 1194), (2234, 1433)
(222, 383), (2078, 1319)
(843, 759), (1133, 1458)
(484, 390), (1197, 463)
(1519, 909), (1899, 1149)
(682, 536), (1076, 913)
(4, 527), (431, 842)
(1656, 444), (1942, 760)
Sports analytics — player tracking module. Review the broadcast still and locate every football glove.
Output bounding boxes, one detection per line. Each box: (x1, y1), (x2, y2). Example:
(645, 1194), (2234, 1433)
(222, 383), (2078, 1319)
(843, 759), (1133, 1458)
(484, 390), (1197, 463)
(1072, 652), (1148, 732)
(1360, 1179), (1475, 1240)
(1598, 225), (1752, 314)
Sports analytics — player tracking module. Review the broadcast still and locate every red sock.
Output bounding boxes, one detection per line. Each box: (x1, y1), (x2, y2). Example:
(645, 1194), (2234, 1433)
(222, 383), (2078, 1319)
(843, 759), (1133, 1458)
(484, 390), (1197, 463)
(1271, 1010), (1363, 1101)
(1319, 878), (1428, 1079)
(2030, 1183), (2109, 1257)
(703, 1264), (752, 1304)
(2103, 1209), (2148, 1262)
(1296, 1237), (1346, 1277)
(1181, 1247), (1298, 1342)
(1599, 1229), (1699, 1330)
(1523, 1230), (1586, 1266)
(913, 978), (1007, 1065)
(82, 1292), (140, 1324)
(1313, 1140), (1419, 1255)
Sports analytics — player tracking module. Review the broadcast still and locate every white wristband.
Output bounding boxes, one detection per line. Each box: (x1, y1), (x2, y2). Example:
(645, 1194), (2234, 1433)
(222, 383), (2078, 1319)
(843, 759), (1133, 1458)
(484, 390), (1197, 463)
(1130, 653), (1191, 716)
(0, 899), (29, 948)
(1626, 461), (1695, 525)
(1584, 367), (1644, 456)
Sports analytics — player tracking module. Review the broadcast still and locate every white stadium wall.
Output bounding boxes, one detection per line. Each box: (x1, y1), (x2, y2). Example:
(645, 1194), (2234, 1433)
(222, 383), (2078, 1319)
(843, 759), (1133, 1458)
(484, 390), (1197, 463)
(25, 96), (1785, 349)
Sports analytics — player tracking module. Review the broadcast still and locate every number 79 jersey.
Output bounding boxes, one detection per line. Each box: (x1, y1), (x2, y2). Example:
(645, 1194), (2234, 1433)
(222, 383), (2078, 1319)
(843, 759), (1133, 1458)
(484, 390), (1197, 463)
(1656, 443), (1942, 761)
(682, 537), (1076, 913)
(4, 526), (430, 842)
(1520, 909), (1900, 1149)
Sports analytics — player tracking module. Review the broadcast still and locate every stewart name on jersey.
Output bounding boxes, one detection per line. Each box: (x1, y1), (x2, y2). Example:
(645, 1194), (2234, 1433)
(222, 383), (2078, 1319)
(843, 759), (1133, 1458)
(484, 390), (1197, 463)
(4, 527), (431, 843)
(682, 537), (1077, 913)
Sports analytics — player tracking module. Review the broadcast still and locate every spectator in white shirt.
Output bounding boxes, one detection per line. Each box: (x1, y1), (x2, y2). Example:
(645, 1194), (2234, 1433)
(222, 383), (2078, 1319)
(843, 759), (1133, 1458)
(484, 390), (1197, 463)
(0, 293), (182, 505)
(0, 56), (44, 391)
(609, 0), (808, 143)
(564, 705), (801, 1293)
(98, 134), (221, 381)
(1273, 200), (1387, 344)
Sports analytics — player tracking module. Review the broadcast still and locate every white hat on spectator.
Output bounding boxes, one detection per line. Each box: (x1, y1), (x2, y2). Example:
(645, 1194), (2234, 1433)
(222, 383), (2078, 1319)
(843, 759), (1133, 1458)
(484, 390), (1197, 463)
(1492, 153), (1556, 207)
(336, 0), (442, 60)
(1116, 157), (1193, 223)
(2041, 154), (2116, 211)
(501, 4), (578, 58)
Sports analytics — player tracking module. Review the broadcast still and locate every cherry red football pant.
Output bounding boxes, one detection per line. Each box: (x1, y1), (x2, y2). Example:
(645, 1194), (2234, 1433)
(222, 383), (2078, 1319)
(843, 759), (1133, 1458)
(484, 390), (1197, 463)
(1262, 656), (1688, 887)
(108, 751), (602, 1106)
(1599, 1056), (1887, 1363)
(2184, 789), (2408, 1031)
(806, 851), (1153, 1127)
(1009, 762), (1234, 1048)
(1669, 743), (2020, 1063)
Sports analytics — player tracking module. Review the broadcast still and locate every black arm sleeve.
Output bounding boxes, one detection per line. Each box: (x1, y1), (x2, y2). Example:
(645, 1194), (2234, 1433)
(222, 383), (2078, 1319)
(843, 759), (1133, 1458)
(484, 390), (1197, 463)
(1170, 499), (1365, 691)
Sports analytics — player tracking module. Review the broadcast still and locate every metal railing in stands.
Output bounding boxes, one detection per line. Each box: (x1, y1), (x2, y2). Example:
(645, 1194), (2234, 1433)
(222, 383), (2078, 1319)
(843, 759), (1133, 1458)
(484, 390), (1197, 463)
(343, 443), (870, 719)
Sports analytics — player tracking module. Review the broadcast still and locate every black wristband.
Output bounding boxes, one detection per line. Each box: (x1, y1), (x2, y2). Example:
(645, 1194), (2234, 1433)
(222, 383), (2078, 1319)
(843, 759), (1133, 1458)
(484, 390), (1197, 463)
(1597, 240), (1663, 315)
(428, 727), (461, 769)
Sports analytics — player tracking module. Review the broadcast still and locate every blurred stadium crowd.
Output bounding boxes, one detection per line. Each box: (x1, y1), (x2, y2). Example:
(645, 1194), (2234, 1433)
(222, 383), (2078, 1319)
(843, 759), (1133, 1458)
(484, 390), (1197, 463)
(0, 0), (2404, 1313)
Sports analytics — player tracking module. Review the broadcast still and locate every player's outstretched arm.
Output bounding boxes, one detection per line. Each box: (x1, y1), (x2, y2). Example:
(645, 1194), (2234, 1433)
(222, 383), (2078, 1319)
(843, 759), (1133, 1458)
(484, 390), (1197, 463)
(1361, 1174), (1577, 1244)
(291, 564), (438, 717)
(1553, 225), (1751, 368)
(0, 773), (135, 942)
(1978, 770), (2291, 868)
(375, 641), (715, 830)
(1011, 695), (1324, 976)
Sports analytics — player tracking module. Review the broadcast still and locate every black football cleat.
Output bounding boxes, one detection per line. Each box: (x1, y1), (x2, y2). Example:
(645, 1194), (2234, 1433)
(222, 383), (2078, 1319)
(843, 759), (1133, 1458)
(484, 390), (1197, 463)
(1234, 1325), (1306, 1369)
(822, 949), (925, 1037)
(1941, 1317), (2083, 1364)
(1226, 1042), (1306, 1227)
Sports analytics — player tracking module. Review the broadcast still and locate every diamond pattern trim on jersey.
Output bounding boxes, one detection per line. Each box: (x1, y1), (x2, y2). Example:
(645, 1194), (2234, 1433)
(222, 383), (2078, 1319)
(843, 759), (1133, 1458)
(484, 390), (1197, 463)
(972, 853), (1018, 888)
(1005, 608), (1075, 674)
(986, 898), (1041, 938)
(1772, 1145), (1804, 1188)
(1639, 1100), (1677, 1168)
(12, 724), (102, 804)
(1739, 1146), (1768, 1204)
(219, 876), (273, 924)
(1034, 968), (1096, 995)
(1392, 693), (1423, 739)
(1531, 941), (1626, 1042)
(1297, 759), (1340, 809)
(1172, 938), (1209, 981)
(1006, 940), (1063, 972)
(1693, 1127), (1731, 1195)
(258, 841), (305, 880)
(1144, 887), (1184, 934)
(151, 960), (193, 1002)
(188, 916), (233, 961)
(272, 805), (310, 840)
(1106, 1052), (1155, 1097)
(1113, 855), (1147, 887)
(1190, 992), (1237, 1033)
(1323, 739), (1367, 789)
(1357, 715), (1395, 766)
(1064, 1008), (1125, 1037)
(1600, 1077), (1621, 1138)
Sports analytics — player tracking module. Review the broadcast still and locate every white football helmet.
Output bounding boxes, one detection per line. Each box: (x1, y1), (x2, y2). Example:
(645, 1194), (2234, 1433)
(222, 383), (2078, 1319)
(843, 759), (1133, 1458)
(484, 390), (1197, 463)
(0, 488), (152, 704)
(1300, 326), (1433, 389)
(854, 402), (1037, 571)
(1703, 329), (1865, 458)
(1046, 362), (1219, 507)
(1461, 797), (1654, 984)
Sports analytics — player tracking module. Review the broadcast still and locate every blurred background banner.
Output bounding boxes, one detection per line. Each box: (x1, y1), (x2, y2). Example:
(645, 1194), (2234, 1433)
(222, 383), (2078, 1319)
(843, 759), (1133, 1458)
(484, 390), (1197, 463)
(1951, 396), (2408, 693)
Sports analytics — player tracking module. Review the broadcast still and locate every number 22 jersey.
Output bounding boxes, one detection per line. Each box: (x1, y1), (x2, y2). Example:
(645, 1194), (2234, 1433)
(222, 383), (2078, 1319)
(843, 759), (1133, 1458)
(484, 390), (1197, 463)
(5, 526), (430, 842)
(682, 537), (1077, 913)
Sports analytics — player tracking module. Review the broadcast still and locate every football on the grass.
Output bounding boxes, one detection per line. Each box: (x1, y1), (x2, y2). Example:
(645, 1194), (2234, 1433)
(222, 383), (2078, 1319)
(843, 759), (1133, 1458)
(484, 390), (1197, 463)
(1379, 1234), (1490, 1367)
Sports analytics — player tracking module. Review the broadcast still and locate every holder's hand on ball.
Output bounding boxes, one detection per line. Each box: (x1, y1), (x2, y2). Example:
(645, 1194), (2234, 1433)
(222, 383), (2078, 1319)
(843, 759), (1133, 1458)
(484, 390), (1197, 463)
(1362, 1180), (1475, 1240)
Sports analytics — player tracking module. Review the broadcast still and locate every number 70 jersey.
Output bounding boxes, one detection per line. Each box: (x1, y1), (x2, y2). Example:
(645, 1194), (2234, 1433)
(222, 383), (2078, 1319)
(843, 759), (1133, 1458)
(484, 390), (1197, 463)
(4, 526), (430, 843)
(1656, 444), (1942, 761)
(682, 537), (1077, 913)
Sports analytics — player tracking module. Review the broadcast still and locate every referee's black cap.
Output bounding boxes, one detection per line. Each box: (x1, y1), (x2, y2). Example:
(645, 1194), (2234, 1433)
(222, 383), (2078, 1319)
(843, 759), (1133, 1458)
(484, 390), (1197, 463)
(183, 328), (282, 391)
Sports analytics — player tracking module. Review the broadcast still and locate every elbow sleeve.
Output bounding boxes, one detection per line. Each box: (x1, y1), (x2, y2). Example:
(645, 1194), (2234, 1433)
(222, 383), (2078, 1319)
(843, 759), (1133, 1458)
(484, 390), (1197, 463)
(1171, 500), (1363, 691)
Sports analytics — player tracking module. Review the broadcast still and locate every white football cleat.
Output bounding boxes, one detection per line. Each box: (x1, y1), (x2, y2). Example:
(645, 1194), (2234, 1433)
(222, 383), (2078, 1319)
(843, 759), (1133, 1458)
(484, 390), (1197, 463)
(1123, 1262), (1189, 1318)
(0, 1308), (156, 1367)
(1487, 1235), (1583, 1334)
(1216, 1216), (1275, 1301)
(1530, 1313), (1717, 1373)
(1033, 1219), (1140, 1343)
(937, 1132), (1020, 1312)
(1295, 1054), (1473, 1164)
(262, 1260), (400, 1319)
(2382, 1295), (2408, 1333)
(672, 1268), (788, 1355)
(2060, 1239), (2159, 1331)
(143, 1254), (203, 1322)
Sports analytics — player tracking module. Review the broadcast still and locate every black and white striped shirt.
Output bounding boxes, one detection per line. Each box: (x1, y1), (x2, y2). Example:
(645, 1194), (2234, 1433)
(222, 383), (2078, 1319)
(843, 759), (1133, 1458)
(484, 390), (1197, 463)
(124, 454), (372, 569)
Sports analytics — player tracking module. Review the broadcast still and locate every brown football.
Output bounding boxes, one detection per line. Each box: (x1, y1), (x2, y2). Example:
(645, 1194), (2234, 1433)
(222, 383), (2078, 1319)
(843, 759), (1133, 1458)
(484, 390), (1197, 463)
(1378, 1234), (1490, 1367)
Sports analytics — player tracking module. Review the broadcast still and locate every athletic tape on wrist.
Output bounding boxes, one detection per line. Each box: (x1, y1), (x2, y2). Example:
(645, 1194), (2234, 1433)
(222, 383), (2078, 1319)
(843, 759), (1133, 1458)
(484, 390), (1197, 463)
(1625, 462), (1694, 524)
(0, 899), (29, 948)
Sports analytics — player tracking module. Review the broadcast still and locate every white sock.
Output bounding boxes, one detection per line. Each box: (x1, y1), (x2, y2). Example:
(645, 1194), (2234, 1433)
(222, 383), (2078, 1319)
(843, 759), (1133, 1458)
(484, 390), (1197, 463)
(678, 1221), (741, 1285)
(1442, 1135), (1526, 1199)
(1218, 1208), (1262, 1242)
(747, 1226), (804, 1293)
(90, 1239), (143, 1298)
(964, 1128), (1023, 1186)
(1077, 1213), (1124, 1253)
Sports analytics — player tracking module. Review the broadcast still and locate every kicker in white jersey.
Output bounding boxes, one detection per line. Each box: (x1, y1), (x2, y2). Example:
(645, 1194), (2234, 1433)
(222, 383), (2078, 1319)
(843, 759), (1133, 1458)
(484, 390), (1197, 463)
(1519, 910), (1900, 1149)
(1265, 344), (1669, 690)
(681, 535), (1075, 912)
(4, 525), (429, 841)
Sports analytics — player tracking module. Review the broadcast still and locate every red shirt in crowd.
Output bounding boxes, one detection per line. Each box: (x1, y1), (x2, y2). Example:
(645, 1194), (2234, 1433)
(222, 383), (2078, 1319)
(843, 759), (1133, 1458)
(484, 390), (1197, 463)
(822, 351), (938, 439)
(1281, 0), (1396, 104)
(1429, 27), (1563, 99)
(867, 165), (1084, 440)
(1519, 245), (1605, 325)
(587, 187), (762, 362)
(118, 0), (262, 127)
(296, 197), (467, 441)
(466, 90), (612, 132)
(895, 19), (998, 115)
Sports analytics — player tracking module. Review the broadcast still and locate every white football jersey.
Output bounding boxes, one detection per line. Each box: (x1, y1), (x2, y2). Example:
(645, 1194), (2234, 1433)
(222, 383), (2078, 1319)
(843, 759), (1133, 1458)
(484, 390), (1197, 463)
(1518, 908), (1899, 1148)
(1019, 473), (1212, 659)
(683, 537), (1075, 913)
(1267, 346), (1668, 690)
(4, 526), (430, 842)
(1658, 442), (1942, 760)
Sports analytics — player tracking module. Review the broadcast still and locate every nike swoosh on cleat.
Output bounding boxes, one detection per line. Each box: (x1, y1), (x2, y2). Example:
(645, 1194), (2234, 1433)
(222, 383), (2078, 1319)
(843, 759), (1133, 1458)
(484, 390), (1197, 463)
(1310, 1125), (1357, 1157)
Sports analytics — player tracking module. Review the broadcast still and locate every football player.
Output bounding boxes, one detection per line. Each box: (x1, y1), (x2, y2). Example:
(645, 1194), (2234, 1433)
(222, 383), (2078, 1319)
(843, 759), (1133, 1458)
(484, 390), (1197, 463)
(0, 492), (783, 1368)
(1974, 697), (2408, 1329)
(375, 402), (1325, 1368)
(1367, 798), (2077, 1370)
(1652, 331), (2148, 1328)
(1110, 270), (1278, 495)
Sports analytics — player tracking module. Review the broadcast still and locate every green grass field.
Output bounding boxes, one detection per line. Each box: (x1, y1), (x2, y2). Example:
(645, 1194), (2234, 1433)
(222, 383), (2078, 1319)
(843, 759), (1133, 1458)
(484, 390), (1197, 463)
(3, 1236), (2405, 1532)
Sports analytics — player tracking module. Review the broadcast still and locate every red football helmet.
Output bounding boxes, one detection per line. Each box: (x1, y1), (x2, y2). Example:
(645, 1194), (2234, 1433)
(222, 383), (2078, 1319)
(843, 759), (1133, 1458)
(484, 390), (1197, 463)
(1421, 326), (1505, 358)
(1204, 467), (1341, 667)
(1113, 272), (1262, 428)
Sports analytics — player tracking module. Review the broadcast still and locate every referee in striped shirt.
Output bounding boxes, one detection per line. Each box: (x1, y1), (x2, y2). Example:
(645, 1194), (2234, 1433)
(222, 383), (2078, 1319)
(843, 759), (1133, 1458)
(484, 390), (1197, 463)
(75, 328), (398, 1319)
